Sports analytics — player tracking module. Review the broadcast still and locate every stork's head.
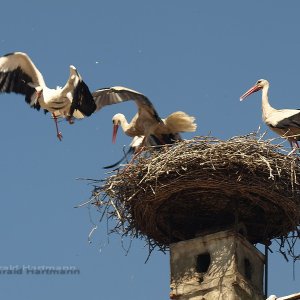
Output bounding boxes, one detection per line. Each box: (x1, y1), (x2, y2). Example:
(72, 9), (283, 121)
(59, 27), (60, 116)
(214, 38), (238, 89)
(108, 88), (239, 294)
(112, 113), (123, 143)
(240, 79), (269, 101)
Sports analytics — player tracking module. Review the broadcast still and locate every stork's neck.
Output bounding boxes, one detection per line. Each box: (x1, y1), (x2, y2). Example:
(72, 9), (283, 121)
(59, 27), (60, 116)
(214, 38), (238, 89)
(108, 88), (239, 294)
(118, 115), (131, 133)
(261, 84), (274, 119)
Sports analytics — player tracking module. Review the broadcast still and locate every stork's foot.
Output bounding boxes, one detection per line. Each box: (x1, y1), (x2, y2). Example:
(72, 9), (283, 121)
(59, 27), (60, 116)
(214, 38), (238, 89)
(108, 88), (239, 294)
(66, 116), (74, 124)
(57, 132), (63, 141)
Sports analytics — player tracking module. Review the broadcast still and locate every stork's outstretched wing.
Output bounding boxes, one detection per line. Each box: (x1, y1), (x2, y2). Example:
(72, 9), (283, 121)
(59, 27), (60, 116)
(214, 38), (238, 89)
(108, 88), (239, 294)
(0, 52), (46, 109)
(92, 86), (162, 123)
(68, 66), (96, 118)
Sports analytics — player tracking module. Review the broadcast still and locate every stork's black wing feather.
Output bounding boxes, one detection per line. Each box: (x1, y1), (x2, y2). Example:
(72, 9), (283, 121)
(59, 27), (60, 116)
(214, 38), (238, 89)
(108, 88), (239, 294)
(161, 132), (182, 144)
(0, 67), (40, 110)
(275, 111), (300, 129)
(149, 132), (182, 145)
(69, 79), (96, 117)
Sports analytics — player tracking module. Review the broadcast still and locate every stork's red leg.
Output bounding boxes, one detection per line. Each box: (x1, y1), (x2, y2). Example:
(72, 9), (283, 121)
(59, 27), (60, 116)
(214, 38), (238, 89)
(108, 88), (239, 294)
(66, 115), (74, 124)
(52, 113), (63, 141)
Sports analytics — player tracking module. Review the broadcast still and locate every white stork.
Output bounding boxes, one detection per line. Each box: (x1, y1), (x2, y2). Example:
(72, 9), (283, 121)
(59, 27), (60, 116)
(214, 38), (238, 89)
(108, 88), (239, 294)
(240, 79), (300, 153)
(92, 86), (197, 146)
(0, 52), (96, 140)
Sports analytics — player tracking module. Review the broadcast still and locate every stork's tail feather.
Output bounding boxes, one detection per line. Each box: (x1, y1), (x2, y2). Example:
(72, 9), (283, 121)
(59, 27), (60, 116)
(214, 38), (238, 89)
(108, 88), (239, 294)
(164, 111), (197, 133)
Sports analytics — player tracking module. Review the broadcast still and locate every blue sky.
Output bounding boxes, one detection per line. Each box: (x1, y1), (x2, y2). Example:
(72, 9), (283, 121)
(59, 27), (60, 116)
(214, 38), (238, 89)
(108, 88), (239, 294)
(0, 0), (299, 299)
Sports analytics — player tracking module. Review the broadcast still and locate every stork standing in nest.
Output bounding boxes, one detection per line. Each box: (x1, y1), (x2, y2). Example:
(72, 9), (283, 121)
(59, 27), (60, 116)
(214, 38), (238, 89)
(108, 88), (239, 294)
(0, 52), (96, 140)
(240, 79), (300, 154)
(92, 86), (197, 146)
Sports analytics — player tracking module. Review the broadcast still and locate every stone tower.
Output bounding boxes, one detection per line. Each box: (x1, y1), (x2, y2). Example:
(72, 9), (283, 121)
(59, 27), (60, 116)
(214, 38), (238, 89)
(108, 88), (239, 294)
(170, 230), (265, 300)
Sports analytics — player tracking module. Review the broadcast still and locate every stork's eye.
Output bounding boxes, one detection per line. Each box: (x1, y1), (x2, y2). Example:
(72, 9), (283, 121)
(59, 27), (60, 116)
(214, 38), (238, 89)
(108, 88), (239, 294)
(257, 80), (262, 84)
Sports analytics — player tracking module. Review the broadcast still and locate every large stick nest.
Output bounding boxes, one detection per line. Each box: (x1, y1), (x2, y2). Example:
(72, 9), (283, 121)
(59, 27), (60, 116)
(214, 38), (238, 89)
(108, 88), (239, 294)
(92, 134), (300, 254)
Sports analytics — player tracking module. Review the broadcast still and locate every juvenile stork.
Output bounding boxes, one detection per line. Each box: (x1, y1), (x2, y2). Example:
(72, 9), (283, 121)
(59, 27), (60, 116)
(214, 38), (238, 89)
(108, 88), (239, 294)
(92, 86), (197, 146)
(240, 79), (300, 153)
(0, 52), (96, 140)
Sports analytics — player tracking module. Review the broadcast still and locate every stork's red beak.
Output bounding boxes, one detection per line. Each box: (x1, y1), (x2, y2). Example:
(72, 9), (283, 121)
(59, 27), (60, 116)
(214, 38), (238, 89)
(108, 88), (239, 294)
(240, 85), (262, 101)
(112, 124), (119, 143)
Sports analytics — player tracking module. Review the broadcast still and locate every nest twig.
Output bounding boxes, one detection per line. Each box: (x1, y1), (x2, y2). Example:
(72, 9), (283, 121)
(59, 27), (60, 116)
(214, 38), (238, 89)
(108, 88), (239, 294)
(88, 133), (300, 258)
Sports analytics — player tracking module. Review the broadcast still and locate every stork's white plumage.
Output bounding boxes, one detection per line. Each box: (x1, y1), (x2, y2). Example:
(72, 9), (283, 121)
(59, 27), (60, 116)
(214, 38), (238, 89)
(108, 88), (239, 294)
(240, 79), (300, 152)
(0, 52), (96, 140)
(111, 111), (195, 144)
(92, 86), (197, 145)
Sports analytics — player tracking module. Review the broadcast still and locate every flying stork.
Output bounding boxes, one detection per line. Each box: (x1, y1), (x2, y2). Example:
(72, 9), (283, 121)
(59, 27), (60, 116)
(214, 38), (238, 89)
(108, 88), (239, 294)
(0, 52), (96, 140)
(240, 79), (300, 153)
(92, 86), (197, 146)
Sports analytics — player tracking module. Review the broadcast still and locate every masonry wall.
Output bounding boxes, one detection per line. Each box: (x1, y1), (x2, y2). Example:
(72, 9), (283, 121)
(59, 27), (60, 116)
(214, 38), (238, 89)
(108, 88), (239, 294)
(170, 230), (265, 300)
